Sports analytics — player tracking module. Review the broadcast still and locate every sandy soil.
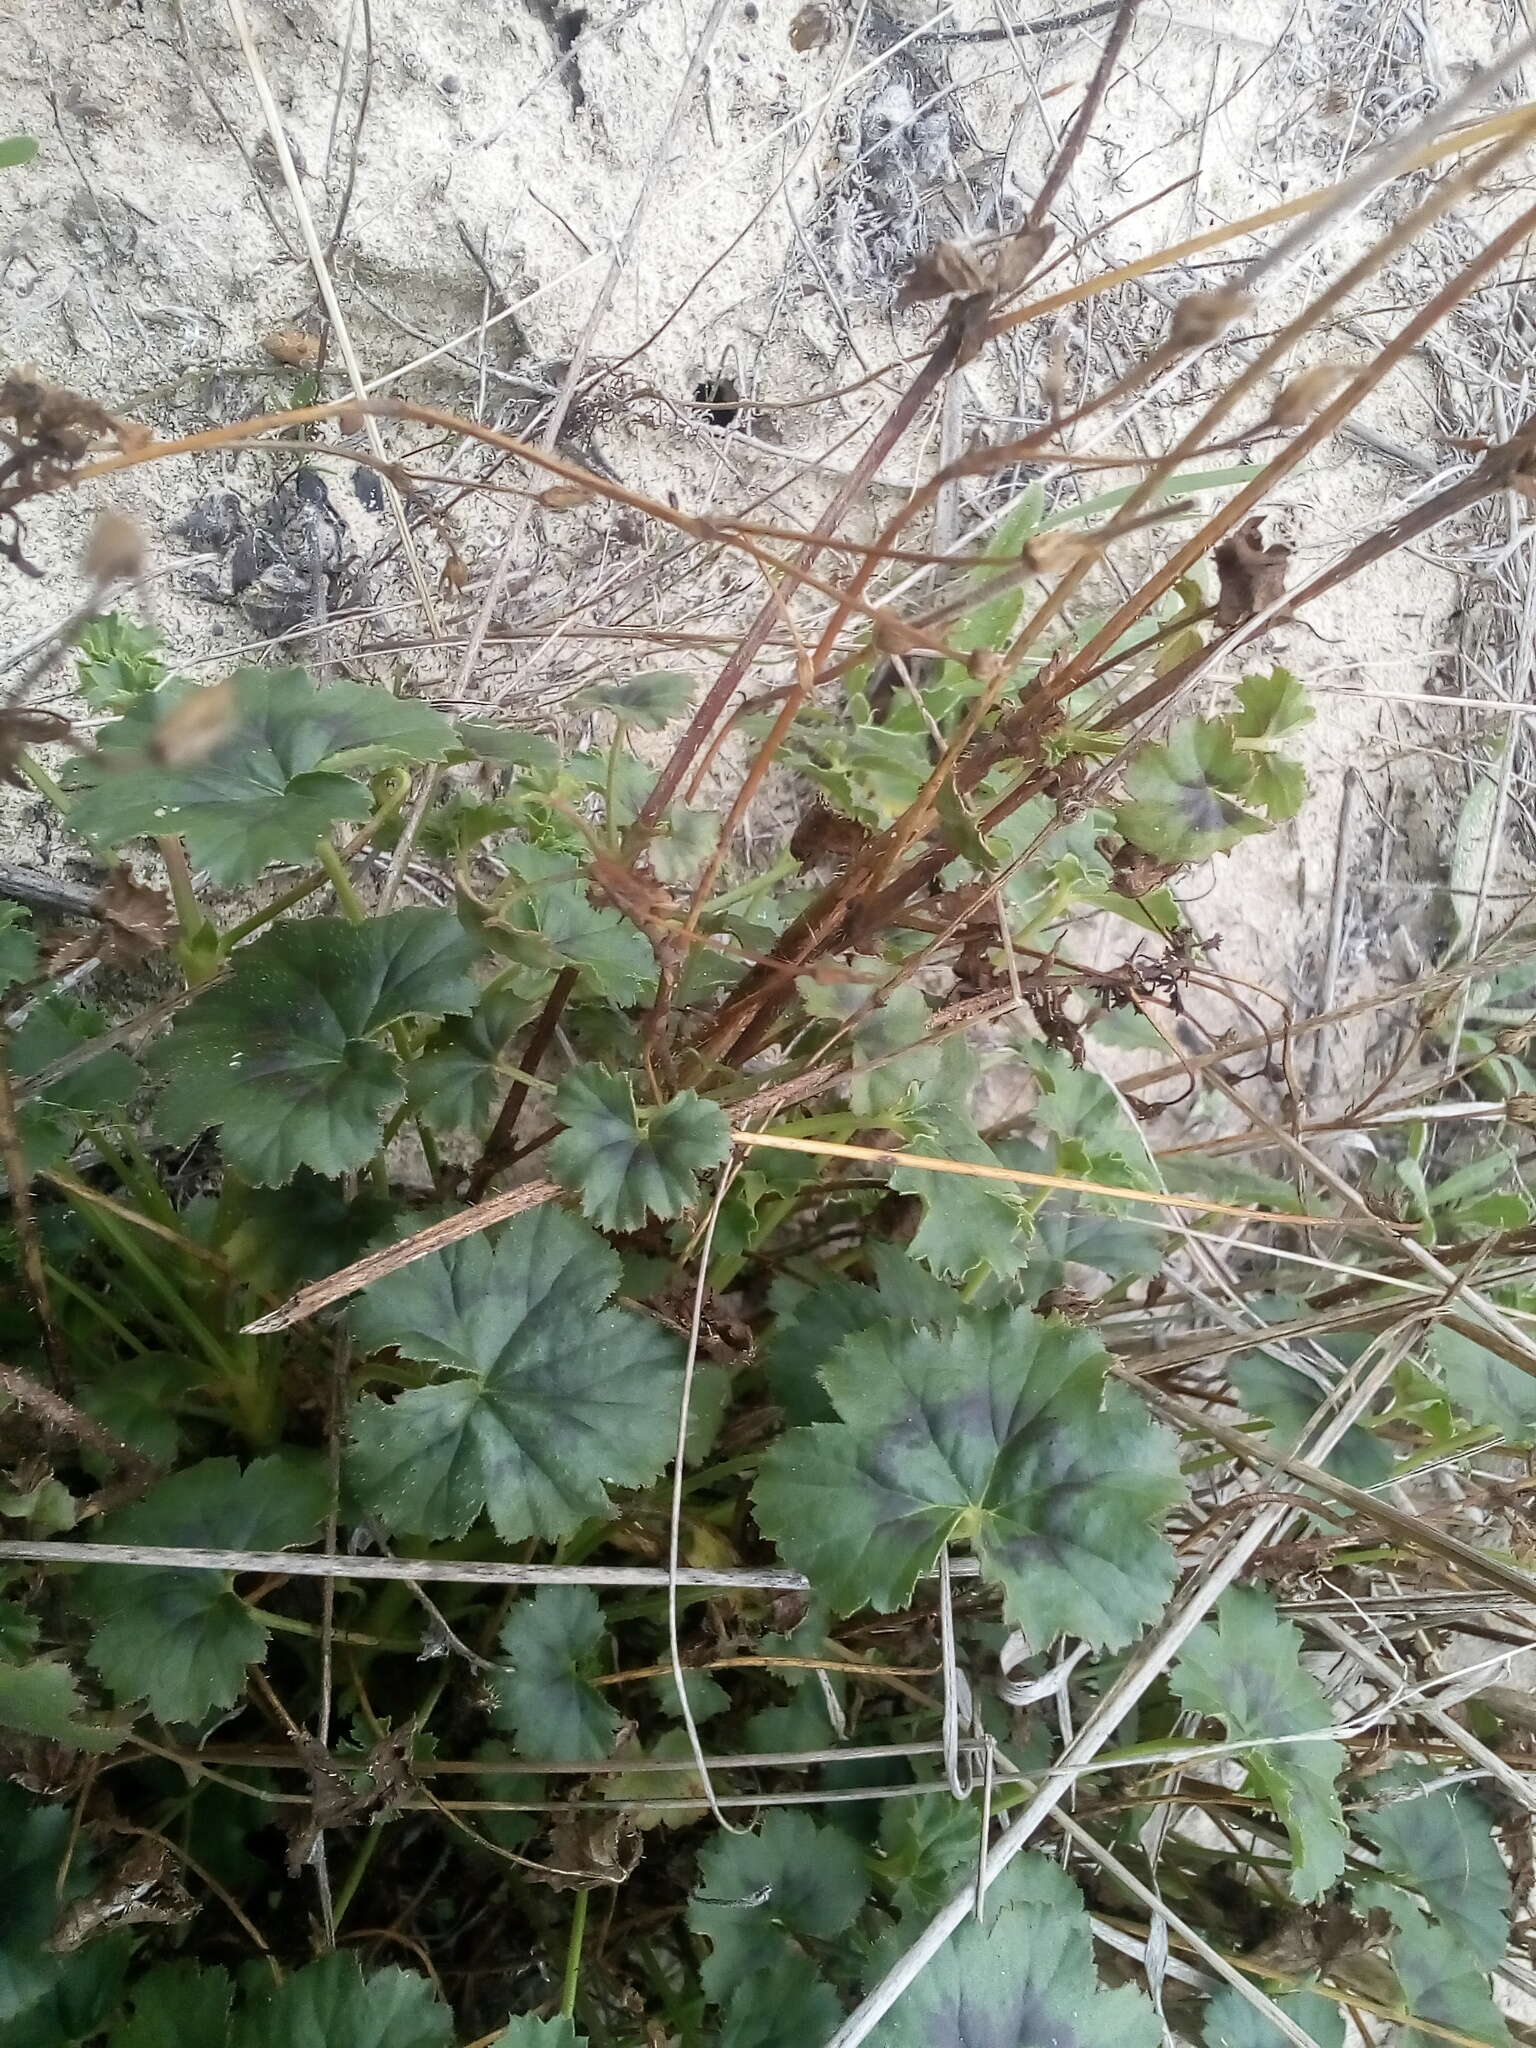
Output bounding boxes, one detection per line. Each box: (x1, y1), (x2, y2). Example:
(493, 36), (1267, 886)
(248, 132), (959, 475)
(0, 0), (1530, 1091)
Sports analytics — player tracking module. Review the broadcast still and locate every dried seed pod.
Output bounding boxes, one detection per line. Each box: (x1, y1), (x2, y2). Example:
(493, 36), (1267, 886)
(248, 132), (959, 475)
(149, 679), (237, 767)
(1169, 287), (1251, 351)
(539, 483), (592, 510)
(1264, 363), (1352, 427)
(84, 507), (143, 584)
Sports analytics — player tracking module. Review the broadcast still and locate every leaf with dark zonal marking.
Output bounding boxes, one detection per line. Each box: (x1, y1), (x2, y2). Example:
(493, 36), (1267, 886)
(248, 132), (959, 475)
(152, 912), (478, 1184)
(1171, 1588), (1346, 1902)
(1114, 718), (1267, 863)
(865, 1853), (1161, 2048)
(348, 1207), (683, 1543)
(1201, 1981), (1343, 2048)
(490, 1587), (620, 1764)
(549, 1067), (730, 1230)
(753, 1308), (1183, 1646)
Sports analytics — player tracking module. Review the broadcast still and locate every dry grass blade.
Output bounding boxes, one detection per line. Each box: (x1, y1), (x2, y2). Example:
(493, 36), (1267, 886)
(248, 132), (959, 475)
(241, 1179), (562, 1334)
(729, 1128), (1387, 1233)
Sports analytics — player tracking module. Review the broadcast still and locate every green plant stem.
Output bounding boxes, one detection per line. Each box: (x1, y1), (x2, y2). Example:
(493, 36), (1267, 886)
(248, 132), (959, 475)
(605, 719), (629, 850)
(45, 1263), (152, 1355)
(560, 1887), (588, 2021)
(330, 1824), (384, 1933)
(252, 1606), (418, 1653)
(14, 750), (68, 811)
(700, 849), (799, 916)
(155, 834), (210, 954)
(75, 1205), (275, 1443)
(317, 835), (368, 923)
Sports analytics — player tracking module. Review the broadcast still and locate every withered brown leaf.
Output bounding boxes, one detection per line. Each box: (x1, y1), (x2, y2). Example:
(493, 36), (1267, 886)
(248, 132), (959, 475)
(48, 1836), (196, 1953)
(92, 867), (176, 966)
(1212, 516), (1292, 629)
(789, 1), (835, 49)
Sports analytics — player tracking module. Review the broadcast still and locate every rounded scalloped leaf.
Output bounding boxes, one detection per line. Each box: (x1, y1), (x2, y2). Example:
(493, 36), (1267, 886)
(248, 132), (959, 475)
(752, 1306), (1184, 1648)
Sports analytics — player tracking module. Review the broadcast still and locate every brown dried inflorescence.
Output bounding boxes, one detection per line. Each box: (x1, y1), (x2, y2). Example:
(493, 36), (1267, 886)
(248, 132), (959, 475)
(0, 368), (149, 576)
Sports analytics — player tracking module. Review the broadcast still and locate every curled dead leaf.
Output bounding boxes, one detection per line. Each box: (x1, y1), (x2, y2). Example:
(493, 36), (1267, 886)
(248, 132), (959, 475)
(0, 707), (74, 788)
(92, 867), (176, 965)
(262, 326), (320, 370)
(790, 802), (869, 868)
(441, 552), (470, 593)
(1213, 515), (1292, 629)
(789, 1), (835, 49)
(48, 1836), (196, 1953)
(898, 226), (1053, 311)
(543, 1800), (642, 1890)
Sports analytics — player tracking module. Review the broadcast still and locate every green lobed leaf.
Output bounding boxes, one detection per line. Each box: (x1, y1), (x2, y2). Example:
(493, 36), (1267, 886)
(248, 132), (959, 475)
(1387, 1902), (1510, 2048)
(1229, 1344), (1393, 1491)
(454, 722), (561, 775)
(0, 1655), (117, 1751)
(1170, 1588), (1346, 1901)
(688, 1809), (868, 2003)
(0, 905), (37, 993)
(1360, 1771), (1510, 1970)
(108, 1964), (233, 2048)
(405, 990), (532, 1135)
(348, 1207), (684, 1543)
(0, 138), (39, 169)
(486, 847), (654, 1004)
(0, 1937), (131, 2048)
(651, 1664), (730, 1724)
(74, 1454), (327, 1722)
(490, 1586), (620, 1763)
(8, 992), (140, 1179)
(153, 912), (478, 1183)
(1232, 668), (1312, 744)
(217, 1172), (397, 1296)
(888, 1050), (1033, 1284)
(1114, 717), (1267, 862)
(233, 1955), (452, 2048)
(1428, 1323), (1536, 1444)
(572, 670), (695, 730)
(549, 1067), (730, 1230)
(0, 1785), (89, 2024)
(1201, 1981), (1343, 2048)
(75, 614), (167, 713)
(490, 2021), (583, 2047)
(717, 1963), (843, 2048)
(753, 1308), (1184, 1647)
(866, 1853), (1161, 2048)
(70, 668), (458, 886)
(875, 1786), (980, 1915)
